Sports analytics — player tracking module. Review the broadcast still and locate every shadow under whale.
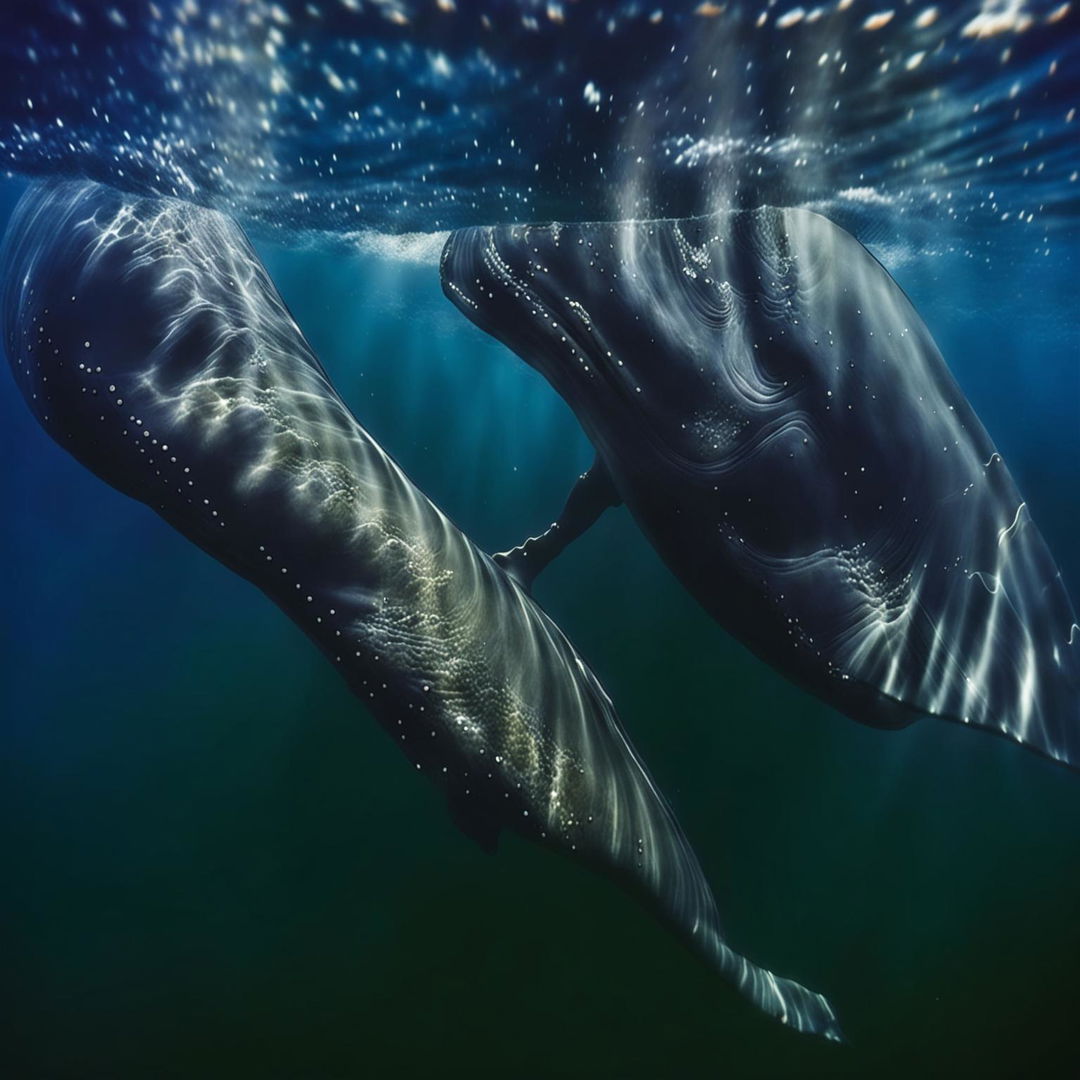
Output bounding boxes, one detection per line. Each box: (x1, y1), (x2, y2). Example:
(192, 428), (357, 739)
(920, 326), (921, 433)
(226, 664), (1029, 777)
(441, 208), (1080, 769)
(1, 181), (842, 1040)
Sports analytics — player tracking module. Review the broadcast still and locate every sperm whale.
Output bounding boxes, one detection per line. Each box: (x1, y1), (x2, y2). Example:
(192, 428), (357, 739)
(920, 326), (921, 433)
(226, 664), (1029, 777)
(441, 208), (1080, 768)
(1, 181), (841, 1040)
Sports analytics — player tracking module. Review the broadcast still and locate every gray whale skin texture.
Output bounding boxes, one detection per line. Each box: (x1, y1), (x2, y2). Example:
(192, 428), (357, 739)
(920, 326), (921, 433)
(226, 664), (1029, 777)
(1, 181), (841, 1040)
(441, 209), (1080, 769)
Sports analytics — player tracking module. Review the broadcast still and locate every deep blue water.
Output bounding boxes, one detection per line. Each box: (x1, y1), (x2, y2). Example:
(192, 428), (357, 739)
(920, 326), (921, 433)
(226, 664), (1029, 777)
(2, 2), (1080, 1077)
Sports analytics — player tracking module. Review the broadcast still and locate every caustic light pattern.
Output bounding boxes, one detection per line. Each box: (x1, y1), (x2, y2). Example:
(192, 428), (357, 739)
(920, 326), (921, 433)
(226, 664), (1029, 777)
(0, 179), (842, 1041)
(442, 208), (1080, 768)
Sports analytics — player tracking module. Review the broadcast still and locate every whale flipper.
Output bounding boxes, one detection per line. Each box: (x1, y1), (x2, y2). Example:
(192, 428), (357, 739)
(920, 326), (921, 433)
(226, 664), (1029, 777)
(441, 209), (1080, 769)
(2, 181), (841, 1041)
(494, 455), (621, 590)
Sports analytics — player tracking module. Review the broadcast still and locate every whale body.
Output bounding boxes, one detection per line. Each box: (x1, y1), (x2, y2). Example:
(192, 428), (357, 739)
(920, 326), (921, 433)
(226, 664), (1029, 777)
(1, 181), (841, 1039)
(441, 208), (1080, 767)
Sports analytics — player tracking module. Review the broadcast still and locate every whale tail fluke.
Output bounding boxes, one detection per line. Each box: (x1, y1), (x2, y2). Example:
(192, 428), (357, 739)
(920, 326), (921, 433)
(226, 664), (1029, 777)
(761, 972), (846, 1043)
(686, 922), (845, 1042)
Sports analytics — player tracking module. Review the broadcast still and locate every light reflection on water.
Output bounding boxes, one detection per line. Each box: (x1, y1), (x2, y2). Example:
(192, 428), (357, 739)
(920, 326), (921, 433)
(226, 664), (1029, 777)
(1, 1), (1077, 240)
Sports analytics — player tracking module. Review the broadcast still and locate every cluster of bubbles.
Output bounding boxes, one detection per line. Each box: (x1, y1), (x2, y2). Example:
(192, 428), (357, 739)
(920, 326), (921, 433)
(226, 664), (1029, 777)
(1, 0), (1077, 246)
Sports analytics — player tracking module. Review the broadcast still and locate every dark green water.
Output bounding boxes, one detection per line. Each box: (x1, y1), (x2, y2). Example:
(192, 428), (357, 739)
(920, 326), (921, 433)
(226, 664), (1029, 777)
(3, 178), (1079, 1077)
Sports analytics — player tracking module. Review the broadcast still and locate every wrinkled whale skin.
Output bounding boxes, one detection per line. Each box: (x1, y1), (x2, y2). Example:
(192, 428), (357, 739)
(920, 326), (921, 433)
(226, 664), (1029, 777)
(442, 209), (1080, 767)
(1, 181), (841, 1040)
